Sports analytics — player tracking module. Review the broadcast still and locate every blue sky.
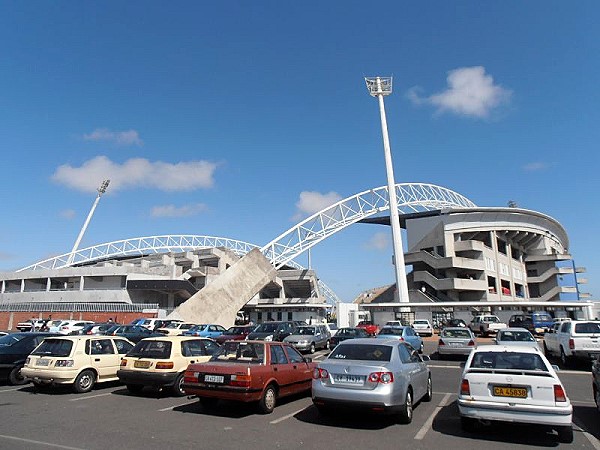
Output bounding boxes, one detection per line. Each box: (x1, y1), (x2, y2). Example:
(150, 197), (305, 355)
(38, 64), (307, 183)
(1, 2), (598, 302)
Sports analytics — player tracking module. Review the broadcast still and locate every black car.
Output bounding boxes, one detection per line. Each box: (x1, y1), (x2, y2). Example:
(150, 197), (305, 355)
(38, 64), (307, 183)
(593, 357), (600, 413)
(0, 332), (58, 385)
(104, 325), (163, 343)
(246, 321), (297, 341)
(329, 327), (370, 347)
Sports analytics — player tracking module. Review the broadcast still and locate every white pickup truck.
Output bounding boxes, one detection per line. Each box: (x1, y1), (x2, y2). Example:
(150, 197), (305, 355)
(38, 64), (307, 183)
(543, 320), (600, 366)
(469, 315), (507, 337)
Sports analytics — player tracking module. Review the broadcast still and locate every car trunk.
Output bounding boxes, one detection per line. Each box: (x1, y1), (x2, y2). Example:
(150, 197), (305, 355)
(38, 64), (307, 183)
(319, 360), (391, 391)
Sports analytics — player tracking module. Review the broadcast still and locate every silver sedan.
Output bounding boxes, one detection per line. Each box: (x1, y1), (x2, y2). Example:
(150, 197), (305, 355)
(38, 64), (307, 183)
(437, 327), (476, 358)
(311, 338), (432, 423)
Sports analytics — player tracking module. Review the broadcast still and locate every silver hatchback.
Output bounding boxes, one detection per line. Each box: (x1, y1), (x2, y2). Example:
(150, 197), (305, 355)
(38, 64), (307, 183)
(312, 338), (432, 423)
(284, 325), (331, 353)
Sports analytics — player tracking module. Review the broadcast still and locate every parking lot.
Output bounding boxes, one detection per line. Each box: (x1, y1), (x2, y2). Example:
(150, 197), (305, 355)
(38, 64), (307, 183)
(0, 338), (598, 450)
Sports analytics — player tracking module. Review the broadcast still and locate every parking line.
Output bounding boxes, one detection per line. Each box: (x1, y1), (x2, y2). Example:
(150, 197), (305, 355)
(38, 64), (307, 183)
(0, 387), (21, 393)
(427, 364), (461, 369)
(158, 400), (195, 411)
(69, 392), (113, 402)
(414, 393), (452, 440)
(574, 424), (600, 450)
(0, 434), (85, 450)
(270, 406), (308, 424)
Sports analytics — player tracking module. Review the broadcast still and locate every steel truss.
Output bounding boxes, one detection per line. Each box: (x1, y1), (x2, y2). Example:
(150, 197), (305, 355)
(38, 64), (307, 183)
(261, 183), (476, 269)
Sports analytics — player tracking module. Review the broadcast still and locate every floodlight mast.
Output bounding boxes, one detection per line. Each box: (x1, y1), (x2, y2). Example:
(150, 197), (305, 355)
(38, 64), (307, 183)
(66, 179), (110, 266)
(365, 76), (409, 303)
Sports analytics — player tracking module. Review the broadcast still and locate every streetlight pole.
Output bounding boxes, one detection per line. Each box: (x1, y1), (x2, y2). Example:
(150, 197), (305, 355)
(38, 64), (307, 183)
(67, 180), (110, 266)
(365, 76), (409, 303)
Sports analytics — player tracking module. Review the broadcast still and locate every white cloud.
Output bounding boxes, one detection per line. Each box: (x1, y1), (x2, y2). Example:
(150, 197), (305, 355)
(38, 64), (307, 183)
(522, 162), (549, 172)
(52, 156), (218, 193)
(83, 128), (143, 146)
(294, 191), (342, 219)
(363, 232), (390, 251)
(59, 209), (76, 219)
(408, 66), (511, 118)
(151, 203), (208, 218)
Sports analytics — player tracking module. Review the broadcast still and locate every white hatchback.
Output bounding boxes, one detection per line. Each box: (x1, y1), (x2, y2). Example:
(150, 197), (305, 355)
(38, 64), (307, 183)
(458, 345), (573, 443)
(55, 320), (94, 335)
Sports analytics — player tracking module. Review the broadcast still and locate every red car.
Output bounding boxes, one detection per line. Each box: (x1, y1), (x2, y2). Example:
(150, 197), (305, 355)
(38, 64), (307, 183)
(183, 340), (316, 413)
(356, 320), (380, 336)
(214, 325), (256, 345)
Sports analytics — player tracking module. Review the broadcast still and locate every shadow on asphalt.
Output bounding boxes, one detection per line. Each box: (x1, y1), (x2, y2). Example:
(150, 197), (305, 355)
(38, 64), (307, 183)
(19, 380), (123, 395)
(431, 400), (561, 447)
(573, 405), (600, 440)
(293, 404), (406, 430)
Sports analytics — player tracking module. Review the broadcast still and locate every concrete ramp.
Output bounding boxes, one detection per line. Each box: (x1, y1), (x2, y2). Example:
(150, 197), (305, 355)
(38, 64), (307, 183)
(169, 248), (276, 328)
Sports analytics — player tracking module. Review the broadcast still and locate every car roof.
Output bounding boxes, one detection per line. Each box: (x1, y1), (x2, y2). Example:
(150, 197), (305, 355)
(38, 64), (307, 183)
(138, 336), (215, 342)
(442, 327), (472, 331)
(338, 337), (397, 346)
(499, 327), (532, 333)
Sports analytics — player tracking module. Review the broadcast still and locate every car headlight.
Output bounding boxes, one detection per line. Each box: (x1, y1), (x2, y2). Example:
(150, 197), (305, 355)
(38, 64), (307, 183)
(264, 335), (273, 341)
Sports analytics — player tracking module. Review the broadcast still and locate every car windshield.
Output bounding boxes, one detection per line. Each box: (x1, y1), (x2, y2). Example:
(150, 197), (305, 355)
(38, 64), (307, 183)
(329, 343), (392, 362)
(574, 322), (600, 334)
(293, 327), (315, 335)
(31, 339), (73, 357)
(224, 326), (249, 335)
(127, 340), (172, 359)
(483, 317), (500, 322)
(254, 323), (279, 333)
(498, 331), (535, 342)
(0, 334), (26, 347)
(210, 341), (265, 363)
(165, 322), (185, 329)
(470, 351), (547, 371)
(533, 313), (553, 322)
(379, 327), (404, 336)
(442, 329), (471, 338)
(413, 320), (429, 325)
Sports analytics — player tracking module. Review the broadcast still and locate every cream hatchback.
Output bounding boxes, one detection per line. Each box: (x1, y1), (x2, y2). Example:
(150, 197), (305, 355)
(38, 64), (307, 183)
(22, 336), (134, 393)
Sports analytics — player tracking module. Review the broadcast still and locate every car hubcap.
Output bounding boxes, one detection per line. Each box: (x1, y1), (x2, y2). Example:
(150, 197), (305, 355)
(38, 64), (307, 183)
(265, 389), (275, 410)
(80, 375), (93, 389)
(406, 393), (412, 419)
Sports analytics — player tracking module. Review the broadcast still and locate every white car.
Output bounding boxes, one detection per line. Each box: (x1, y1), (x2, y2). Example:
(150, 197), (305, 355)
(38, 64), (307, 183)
(55, 320), (94, 335)
(494, 327), (539, 349)
(411, 319), (433, 337)
(325, 323), (339, 336)
(458, 345), (573, 443)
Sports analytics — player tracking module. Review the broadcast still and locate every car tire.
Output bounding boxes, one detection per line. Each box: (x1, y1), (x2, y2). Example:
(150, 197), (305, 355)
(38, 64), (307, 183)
(325, 340), (330, 350)
(423, 375), (432, 402)
(557, 426), (573, 443)
(542, 341), (549, 356)
(8, 365), (28, 386)
(559, 347), (572, 368)
(258, 384), (277, 414)
(460, 416), (476, 432)
(73, 370), (96, 393)
(309, 343), (316, 354)
(172, 373), (186, 397)
(200, 397), (219, 410)
(419, 342), (424, 354)
(126, 384), (144, 394)
(594, 385), (600, 413)
(398, 388), (413, 424)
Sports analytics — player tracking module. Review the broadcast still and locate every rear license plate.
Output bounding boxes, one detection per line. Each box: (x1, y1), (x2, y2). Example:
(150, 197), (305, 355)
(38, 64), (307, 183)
(448, 342), (462, 347)
(204, 374), (224, 383)
(36, 359), (50, 367)
(492, 386), (527, 398)
(333, 374), (364, 384)
(134, 360), (151, 369)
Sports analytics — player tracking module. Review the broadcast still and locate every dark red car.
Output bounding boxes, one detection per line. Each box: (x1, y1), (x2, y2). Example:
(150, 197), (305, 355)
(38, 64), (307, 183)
(356, 320), (380, 336)
(183, 340), (316, 413)
(214, 325), (256, 345)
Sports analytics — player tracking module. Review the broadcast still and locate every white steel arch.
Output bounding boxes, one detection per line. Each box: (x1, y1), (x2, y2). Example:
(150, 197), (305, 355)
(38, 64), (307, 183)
(261, 183), (476, 269)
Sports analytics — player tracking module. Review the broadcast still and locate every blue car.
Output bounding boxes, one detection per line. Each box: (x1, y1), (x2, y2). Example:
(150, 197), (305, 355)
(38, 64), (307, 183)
(183, 324), (227, 339)
(375, 326), (424, 353)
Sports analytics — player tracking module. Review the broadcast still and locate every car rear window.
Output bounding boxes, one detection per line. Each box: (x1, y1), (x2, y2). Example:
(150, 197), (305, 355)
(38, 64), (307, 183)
(498, 331), (535, 342)
(329, 343), (392, 362)
(470, 351), (547, 371)
(379, 327), (404, 336)
(0, 334), (26, 346)
(210, 341), (265, 363)
(574, 322), (600, 334)
(31, 339), (73, 357)
(442, 329), (471, 338)
(127, 340), (172, 359)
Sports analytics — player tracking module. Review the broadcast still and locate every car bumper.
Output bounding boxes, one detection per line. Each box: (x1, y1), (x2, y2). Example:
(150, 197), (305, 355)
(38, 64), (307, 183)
(458, 398), (572, 426)
(182, 383), (263, 403)
(413, 329), (433, 336)
(438, 346), (472, 356)
(117, 369), (179, 387)
(571, 350), (600, 360)
(312, 381), (403, 410)
(21, 367), (78, 385)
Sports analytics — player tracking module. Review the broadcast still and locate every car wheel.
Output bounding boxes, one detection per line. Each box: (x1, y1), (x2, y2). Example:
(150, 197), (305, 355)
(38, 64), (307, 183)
(423, 375), (432, 402)
(542, 341), (549, 356)
(559, 347), (572, 368)
(200, 397), (218, 410)
(460, 416), (476, 432)
(8, 365), (28, 386)
(126, 384), (144, 394)
(419, 342), (424, 354)
(258, 384), (277, 414)
(594, 385), (600, 413)
(73, 370), (96, 393)
(309, 343), (316, 354)
(172, 373), (186, 397)
(325, 340), (330, 350)
(557, 425), (573, 443)
(398, 388), (413, 424)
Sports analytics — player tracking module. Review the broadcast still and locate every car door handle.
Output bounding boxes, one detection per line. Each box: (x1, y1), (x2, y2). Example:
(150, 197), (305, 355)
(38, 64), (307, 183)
(273, 367), (278, 372)
(293, 365), (297, 369)
(191, 361), (195, 364)
(94, 358), (100, 362)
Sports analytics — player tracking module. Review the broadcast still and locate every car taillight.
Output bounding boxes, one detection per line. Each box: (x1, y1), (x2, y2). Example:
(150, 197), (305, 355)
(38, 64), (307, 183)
(230, 374), (251, 387)
(25, 357), (30, 366)
(155, 362), (174, 369)
(120, 359), (128, 367)
(468, 340), (475, 346)
(554, 384), (567, 402)
(55, 359), (74, 367)
(368, 372), (394, 383)
(312, 368), (329, 379)
(460, 379), (470, 396)
(568, 338), (574, 350)
(438, 339), (445, 346)
(183, 370), (196, 383)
